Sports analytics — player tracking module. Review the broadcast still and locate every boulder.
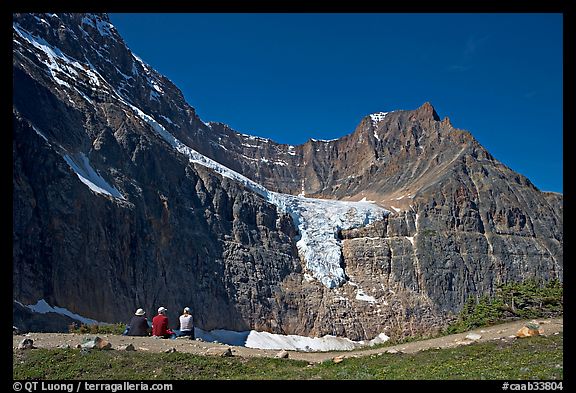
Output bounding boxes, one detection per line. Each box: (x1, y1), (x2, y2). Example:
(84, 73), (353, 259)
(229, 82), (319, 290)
(332, 355), (345, 364)
(18, 338), (35, 350)
(118, 344), (136, 351)
(98, 340), (112, 350)
(81, 336), (112, 350)
(465, 333), (482, 341)
(516, 325), (544, 338)
(275, 350), (289, 359)
(205, 347), (233, 357)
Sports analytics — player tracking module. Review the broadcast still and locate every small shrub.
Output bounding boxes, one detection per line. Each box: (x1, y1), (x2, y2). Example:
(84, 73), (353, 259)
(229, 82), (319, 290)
(421, 229), (437, 237)
(445, 279), (563, 334)
(68, 323), (126, 335)
(95, 323), (127, 335)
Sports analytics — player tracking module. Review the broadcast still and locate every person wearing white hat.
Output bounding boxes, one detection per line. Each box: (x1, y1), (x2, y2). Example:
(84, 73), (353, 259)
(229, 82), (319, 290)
(152, 306), (175, 338)
(176, 307), (194, 339)
(124, 308), (150, 336)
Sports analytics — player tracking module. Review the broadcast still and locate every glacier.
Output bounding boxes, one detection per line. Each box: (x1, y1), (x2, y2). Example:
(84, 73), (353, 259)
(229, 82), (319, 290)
(128, 100), (389, 288)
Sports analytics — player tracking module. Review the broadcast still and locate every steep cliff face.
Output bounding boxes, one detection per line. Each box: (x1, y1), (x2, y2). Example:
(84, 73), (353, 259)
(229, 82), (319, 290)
(13, 13), (562, 340)
(12, 13), (302, 333)
(13, 109), (303, 332)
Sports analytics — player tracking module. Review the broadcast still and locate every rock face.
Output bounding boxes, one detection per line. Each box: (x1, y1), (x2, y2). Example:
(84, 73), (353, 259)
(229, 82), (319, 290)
(12, 13), (562, 341)
(12, 13), (301, 334)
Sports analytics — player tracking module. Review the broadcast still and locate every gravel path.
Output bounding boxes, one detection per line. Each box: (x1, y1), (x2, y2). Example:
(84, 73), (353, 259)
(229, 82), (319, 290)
(13, 317), (562, 363)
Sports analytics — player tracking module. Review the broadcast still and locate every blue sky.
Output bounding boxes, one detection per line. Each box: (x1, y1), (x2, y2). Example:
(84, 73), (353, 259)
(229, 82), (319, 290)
(109, 13), (563, 193)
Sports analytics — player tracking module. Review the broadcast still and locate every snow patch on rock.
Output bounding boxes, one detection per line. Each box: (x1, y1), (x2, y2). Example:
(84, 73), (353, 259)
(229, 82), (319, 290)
(63, 153), (124, 199)
(196, 327), (389, 352)
(16, 299), (101, 325)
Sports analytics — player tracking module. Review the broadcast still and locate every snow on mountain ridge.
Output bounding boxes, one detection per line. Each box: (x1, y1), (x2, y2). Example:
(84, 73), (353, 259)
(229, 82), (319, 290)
(369, 112), (389, 124)
(13, 22), (121, 103)
(80, 15), (113, 37)
(370, 112), (389, 141)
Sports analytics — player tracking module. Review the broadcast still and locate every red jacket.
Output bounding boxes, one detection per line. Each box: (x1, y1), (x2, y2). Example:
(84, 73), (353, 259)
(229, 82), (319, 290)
(152, 314), (170, 337)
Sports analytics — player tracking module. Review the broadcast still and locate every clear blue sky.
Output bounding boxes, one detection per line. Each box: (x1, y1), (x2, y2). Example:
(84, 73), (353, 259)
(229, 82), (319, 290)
(109, 13), (563, 193)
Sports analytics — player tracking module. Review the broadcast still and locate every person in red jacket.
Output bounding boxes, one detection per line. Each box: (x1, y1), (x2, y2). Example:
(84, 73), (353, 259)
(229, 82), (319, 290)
(152, 306), (175, 339)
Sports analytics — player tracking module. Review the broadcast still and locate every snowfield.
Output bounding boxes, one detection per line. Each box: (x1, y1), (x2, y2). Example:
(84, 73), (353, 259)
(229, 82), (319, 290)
(196, 328), (389, 351)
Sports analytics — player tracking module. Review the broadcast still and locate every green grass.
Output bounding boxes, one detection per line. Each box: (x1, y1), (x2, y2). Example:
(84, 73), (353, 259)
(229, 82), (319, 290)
(13, 333), (563, 380)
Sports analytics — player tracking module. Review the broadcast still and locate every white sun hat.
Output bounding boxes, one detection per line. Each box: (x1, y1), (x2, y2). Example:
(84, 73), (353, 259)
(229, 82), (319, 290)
(135, 308), (145, 316)
(158, 306), (167, 314)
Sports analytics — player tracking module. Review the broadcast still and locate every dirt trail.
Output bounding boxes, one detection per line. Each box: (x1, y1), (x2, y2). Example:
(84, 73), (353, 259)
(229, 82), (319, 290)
(13, 318), (563, 363)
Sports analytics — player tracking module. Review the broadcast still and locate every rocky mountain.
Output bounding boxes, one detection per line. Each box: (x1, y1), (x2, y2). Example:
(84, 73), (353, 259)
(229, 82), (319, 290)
(12, 13), (562, 340)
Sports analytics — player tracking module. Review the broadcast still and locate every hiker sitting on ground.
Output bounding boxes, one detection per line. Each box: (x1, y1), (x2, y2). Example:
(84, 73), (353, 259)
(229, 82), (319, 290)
(124, 308), (150, 336)
(176, 307), (194, 339)
(152, 306), (175, 339)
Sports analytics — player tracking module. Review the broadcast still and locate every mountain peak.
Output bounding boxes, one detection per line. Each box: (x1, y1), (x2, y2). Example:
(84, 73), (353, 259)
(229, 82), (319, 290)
(416, 101), (441, 121)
